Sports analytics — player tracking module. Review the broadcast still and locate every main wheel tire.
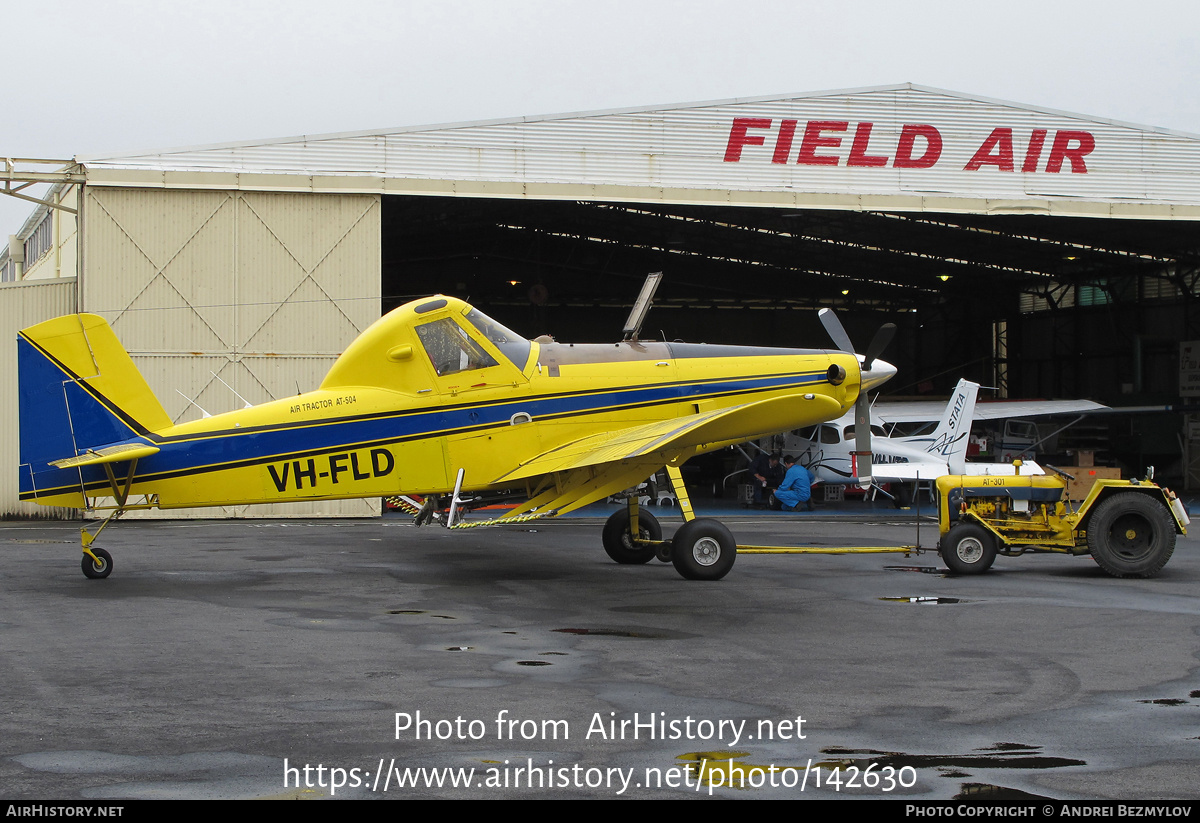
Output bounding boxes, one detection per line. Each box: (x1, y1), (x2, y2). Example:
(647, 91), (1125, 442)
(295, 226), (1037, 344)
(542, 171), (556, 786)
(1086, 493), (1176, 578)
(939, 524), (997, 575)
(602, 509), (661, 564)
(670, 519), (736, 580)
(82, 547), (113, 580)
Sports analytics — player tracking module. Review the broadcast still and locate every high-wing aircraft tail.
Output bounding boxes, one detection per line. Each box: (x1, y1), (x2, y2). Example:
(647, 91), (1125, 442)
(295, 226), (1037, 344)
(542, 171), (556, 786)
(917, 378), (979, 474)
(18, 314), (171, 504)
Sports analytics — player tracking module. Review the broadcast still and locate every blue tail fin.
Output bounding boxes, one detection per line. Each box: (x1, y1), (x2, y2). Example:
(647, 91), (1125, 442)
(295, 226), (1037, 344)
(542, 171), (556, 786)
(18, 314), (170, 504)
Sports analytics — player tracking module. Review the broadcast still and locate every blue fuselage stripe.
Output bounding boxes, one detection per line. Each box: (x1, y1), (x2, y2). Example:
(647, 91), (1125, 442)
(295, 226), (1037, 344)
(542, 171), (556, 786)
(21, 370), (828, 496)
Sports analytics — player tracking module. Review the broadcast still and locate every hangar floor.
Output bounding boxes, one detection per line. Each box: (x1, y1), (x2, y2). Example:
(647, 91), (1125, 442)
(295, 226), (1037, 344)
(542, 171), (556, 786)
(1, 515), (1196, 800)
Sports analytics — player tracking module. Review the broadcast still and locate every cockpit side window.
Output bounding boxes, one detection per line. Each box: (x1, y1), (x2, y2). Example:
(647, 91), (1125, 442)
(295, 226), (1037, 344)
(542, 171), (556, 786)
(844, 425), (886, 440)
(464, 308), (531, 368)
(416, 318), (499, 376)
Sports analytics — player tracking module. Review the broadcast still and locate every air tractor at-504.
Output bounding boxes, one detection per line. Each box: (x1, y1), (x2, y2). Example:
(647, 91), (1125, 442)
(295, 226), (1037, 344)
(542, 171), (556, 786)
(936, 464), (1189, 578)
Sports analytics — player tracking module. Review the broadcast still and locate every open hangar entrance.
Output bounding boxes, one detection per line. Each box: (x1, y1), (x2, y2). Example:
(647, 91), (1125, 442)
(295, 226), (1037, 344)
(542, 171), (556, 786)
(381, 193), (1199, 479)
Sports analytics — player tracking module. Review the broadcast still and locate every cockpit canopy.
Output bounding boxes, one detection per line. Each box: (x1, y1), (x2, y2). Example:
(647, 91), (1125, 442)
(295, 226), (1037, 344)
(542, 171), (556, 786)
(321, 296), (532, 391)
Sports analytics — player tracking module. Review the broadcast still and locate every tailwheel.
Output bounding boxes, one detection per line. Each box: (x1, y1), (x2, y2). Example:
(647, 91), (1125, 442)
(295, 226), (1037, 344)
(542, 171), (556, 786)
(82, 548), (113, 580)
(670, 518), (736, 580)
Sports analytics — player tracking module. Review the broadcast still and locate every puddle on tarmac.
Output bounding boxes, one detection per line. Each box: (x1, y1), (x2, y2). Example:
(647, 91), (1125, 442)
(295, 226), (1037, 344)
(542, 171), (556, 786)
(555, 628), (659, 638)
(883, 566), (944, 575)
(387, 610), (455, 619)
(955, 782), (1054, 801)
(823, 743), (1084, 771)
(671, 742), (1081, 792)
(879, 596), (966, 605)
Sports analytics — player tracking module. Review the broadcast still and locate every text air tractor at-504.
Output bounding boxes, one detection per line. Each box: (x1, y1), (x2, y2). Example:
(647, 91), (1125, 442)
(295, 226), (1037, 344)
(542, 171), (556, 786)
(18, 291), (895, 581)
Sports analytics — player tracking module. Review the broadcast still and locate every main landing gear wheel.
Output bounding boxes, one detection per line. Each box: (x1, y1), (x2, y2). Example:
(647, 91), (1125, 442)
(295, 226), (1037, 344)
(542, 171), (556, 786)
(1087, 493), (1176, 578)
(602, 508), (661, 564)
(670, 518), (736, 581)
(939, 523), (996, 575)
(82, 548), (113, 580)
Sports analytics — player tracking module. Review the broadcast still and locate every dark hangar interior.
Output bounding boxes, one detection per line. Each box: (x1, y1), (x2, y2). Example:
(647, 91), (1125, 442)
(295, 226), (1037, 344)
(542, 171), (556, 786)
(383, 195), (1196, 399)
(381, 195), (1199, 480)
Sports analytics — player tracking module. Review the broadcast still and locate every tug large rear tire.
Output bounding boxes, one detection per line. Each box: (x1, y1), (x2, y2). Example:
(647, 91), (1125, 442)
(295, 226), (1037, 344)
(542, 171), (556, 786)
(1087, 493), (1175, 578)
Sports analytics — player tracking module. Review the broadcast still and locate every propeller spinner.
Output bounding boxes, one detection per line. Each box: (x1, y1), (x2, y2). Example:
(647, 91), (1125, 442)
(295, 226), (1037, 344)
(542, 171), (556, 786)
(818, 309), (897, 488)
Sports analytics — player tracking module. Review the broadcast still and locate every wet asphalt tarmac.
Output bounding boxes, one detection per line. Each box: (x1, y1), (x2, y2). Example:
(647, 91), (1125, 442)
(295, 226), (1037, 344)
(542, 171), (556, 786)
(1, 506), (1197, 800)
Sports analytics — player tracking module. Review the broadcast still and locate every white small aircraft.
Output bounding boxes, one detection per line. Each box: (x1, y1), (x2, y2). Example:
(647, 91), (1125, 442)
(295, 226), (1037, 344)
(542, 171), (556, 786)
(779, 378), (1014, 490)
(777, 379), (1106, 498)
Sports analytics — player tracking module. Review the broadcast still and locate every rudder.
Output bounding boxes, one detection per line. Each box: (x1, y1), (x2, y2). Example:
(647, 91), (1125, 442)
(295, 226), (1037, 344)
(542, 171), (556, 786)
(18, 314), (171, 503)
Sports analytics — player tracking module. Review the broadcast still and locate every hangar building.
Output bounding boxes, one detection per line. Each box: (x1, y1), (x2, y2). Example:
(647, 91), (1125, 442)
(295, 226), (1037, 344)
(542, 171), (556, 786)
(4, 83), (1199, 517)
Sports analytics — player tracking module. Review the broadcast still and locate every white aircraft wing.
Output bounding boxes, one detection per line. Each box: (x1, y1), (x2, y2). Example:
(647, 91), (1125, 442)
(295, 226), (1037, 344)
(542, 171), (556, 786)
(876, 398), (1105, 425)
(876, 460), (1045, 481)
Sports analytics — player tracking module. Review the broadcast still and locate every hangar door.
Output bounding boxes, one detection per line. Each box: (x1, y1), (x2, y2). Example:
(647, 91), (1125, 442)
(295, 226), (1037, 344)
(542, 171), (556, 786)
(81, 187), (381, 517)
(2, 277), (78, 517)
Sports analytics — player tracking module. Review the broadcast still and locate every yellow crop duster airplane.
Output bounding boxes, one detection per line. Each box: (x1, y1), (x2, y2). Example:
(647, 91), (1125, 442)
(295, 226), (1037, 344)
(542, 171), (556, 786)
(18, 287), (895, 581)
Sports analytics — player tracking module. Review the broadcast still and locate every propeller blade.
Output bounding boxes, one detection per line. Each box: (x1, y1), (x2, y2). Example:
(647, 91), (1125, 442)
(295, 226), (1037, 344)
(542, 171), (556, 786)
(853, 393), (873, 489)
(818, 308), (855, 353)
(862, 323), (897, 371)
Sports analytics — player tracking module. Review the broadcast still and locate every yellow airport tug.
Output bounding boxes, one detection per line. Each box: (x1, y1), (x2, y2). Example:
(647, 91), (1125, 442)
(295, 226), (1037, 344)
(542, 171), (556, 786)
(935, 464), (1189, 577)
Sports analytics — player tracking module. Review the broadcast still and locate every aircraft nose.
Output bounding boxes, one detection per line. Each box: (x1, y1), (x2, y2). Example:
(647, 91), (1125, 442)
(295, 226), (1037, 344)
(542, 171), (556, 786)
(859, 356), (897, 392)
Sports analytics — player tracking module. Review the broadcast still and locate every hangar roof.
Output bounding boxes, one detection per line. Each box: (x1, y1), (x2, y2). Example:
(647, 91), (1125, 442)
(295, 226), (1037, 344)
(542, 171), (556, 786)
(78, 83), (1200, 220)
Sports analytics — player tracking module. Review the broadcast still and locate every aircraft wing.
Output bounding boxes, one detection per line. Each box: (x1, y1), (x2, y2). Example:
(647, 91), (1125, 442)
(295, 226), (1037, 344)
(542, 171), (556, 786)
(496, 394), (843, 484)
(875, 460), (1044, 481)
(877, 398), (1105, 425)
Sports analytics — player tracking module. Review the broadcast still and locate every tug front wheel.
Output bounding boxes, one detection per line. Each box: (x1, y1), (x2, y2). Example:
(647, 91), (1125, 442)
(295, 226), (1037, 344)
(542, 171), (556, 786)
(82, 548), (113, 580)
(939, 524), (996, 575)
(602, 509), (661, 564)
(670, 519), (736, 581)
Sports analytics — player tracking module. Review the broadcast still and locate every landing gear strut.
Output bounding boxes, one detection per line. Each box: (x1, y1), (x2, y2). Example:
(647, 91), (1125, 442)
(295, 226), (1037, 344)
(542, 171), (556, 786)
(602, 464), (738, 581)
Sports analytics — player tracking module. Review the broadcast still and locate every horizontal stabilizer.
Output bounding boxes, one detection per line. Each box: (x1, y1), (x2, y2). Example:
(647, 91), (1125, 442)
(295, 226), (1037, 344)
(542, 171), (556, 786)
(49, 443), (161, 469)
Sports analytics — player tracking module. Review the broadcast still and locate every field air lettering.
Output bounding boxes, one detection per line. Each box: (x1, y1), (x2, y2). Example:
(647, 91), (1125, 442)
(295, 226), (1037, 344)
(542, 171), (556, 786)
(723, 118), (1093, 173)
(267, 448), (395, 492)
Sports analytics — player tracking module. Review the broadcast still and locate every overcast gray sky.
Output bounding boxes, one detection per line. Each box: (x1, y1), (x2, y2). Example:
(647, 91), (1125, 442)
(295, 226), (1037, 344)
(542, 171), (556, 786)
(4, 0), (1199, 233)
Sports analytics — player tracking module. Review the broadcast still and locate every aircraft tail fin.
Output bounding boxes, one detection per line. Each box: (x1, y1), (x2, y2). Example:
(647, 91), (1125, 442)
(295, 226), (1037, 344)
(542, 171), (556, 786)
(18, 314), (171, 493)
(924, 379), (979, 474)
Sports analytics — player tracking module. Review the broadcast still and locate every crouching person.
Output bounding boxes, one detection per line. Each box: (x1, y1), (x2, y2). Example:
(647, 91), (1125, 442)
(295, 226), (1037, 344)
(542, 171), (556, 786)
(773, 455), (814, 512)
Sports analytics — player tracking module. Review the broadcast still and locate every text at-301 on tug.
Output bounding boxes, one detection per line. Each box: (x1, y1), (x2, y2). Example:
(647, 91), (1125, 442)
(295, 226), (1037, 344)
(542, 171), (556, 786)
(18, 286), (895, 581)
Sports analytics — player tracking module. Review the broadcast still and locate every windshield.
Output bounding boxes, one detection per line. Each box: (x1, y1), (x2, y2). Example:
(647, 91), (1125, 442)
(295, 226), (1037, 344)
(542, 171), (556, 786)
(464, 308), (531, 368)
(415, 318), (499, 376)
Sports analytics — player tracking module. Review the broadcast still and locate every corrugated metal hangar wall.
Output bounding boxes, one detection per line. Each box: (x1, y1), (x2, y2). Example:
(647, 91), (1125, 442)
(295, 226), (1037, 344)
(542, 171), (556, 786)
(2, 187), (385, 518)
(73, 188), (380, 518)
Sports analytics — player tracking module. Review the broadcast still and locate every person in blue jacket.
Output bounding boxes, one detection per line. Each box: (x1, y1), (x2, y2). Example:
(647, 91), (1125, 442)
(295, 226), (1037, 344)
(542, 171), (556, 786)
(773, 455), (814, 512)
